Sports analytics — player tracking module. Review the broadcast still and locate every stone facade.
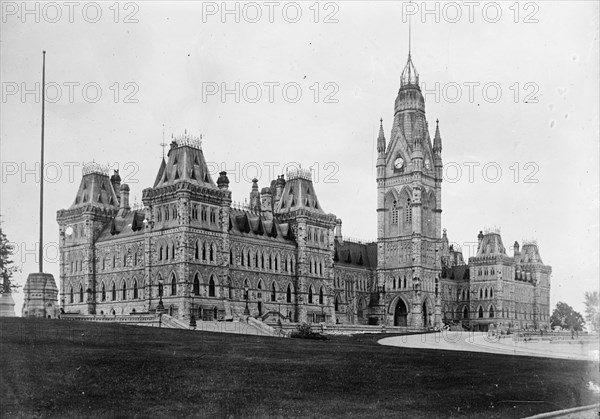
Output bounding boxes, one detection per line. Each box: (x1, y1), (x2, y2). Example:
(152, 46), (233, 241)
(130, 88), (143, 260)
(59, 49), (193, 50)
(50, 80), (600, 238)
(56, 53), (551, 331)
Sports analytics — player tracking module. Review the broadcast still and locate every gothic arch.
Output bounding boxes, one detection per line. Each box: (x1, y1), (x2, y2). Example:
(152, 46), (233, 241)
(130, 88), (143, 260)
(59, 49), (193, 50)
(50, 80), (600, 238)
(208, 274), (216, 297)
(170, 271), (177, 296)
(100, 281), (106, 301)
(193, 272), (201, 296)
(286, 283), (293, 303)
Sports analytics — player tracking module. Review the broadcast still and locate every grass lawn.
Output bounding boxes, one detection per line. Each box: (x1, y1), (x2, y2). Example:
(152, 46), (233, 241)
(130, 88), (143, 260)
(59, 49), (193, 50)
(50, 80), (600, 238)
(1, 318), (598, 418)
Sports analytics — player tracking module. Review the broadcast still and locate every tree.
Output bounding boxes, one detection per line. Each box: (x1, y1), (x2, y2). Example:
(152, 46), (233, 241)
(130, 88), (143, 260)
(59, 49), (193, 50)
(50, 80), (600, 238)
(0, 225), (20, 294)
(584, 291), (600, 332)
(550, 302), (584, 331)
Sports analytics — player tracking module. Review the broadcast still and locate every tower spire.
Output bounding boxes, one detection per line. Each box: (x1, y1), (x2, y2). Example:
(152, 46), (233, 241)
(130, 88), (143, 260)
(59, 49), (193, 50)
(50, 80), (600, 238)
(377, 118), (386, 153)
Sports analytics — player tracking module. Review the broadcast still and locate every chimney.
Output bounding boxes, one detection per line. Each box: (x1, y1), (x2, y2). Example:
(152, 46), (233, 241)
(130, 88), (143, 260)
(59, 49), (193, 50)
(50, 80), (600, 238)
(119, 184), (130, 211)
(217, 171), (230, 190)
(260, 187), (273, 220)
(110, 169), (121, 204)
(335, 218), (343, 243)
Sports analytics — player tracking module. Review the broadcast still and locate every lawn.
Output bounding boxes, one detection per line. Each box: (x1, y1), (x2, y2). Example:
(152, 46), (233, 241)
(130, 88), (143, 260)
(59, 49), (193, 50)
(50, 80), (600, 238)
(1, 318), (598, 418)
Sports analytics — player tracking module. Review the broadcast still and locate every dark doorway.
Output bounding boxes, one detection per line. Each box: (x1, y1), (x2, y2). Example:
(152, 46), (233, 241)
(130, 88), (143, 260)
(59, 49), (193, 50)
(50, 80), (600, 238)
(394, 299), (408, 326)
(257, 301), (263, 316)
(422, 302), (428, 327)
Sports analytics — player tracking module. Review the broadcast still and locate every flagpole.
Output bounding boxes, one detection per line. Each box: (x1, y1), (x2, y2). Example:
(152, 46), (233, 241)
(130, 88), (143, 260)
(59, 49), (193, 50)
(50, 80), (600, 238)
(39, 51), (46, 273)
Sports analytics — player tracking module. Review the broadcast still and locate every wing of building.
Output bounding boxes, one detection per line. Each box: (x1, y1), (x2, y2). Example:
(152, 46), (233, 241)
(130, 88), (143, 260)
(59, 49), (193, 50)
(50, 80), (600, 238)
(56, 54), (551, 332)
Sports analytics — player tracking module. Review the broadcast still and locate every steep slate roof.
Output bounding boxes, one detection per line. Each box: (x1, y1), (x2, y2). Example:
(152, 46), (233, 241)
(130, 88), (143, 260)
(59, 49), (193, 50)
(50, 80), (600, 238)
(334, 239), (377, 269)
(520, 243), (544, 264)
(153, 134), (216, 189)
(70, 165), (119, 209)
(96, 210), (145, 242)
(274, 168), (325, 214)
(476, 232), (507, 257)
(228, 208), (295, 243)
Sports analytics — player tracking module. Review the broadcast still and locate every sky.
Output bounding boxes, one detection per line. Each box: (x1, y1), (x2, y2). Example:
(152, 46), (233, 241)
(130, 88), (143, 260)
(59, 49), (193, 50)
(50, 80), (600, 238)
(1, 1), (598, 315)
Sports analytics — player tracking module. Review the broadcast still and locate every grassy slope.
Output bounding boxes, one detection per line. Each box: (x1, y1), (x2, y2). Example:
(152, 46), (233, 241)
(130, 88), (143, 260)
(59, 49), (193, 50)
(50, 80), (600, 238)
(0, 318), (598, 419)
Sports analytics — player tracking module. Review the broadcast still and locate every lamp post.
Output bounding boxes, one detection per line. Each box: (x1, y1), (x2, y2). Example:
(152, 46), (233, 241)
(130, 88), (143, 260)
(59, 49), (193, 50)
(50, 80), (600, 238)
(244, 285), (250, 315)
(189, 291), (196, 329)
(157, 278), (164, 328)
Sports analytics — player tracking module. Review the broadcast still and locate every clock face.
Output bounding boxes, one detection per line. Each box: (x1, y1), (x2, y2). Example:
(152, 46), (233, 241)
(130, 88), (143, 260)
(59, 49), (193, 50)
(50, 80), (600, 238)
(394, 157), (404, 170)
(425, 159), (431, 170)
(65, 226), (73, 236)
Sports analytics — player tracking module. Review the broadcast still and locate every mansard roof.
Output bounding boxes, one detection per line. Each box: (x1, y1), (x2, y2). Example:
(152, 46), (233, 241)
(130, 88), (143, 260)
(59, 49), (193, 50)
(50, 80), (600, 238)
(70, 164), (119, 209)
(334, 239), (377, 269)
(476, 232), (507, 257)
(519, 242), (544, 264)
(152, 134), (216, 189)
(274, 168), (325, 215)
(228, 208), (295, 243)
(96, 210), (145, 242)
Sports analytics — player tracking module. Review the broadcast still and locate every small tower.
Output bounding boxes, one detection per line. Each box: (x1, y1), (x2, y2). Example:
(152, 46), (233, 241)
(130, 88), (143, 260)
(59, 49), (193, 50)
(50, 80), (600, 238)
(249, 178), (260, 211)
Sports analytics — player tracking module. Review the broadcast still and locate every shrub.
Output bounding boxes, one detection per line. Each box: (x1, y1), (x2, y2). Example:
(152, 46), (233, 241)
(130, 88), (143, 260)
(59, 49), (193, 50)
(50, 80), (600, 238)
(290, 323), (328, 340)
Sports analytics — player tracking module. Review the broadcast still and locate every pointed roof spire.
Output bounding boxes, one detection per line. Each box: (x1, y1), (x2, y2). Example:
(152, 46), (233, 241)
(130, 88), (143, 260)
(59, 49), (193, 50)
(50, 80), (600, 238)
(377, 118), (386, 153)
(433, 118), (442, 153)
(401, 5), (419, 87)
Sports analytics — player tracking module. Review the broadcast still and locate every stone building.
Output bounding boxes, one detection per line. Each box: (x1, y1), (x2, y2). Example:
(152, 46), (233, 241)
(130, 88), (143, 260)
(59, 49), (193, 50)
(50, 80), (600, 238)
(56, 52), (551, 331)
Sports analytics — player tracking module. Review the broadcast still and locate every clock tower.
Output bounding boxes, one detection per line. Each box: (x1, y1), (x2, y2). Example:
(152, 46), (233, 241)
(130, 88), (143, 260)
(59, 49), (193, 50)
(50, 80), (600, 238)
(376, 51), (443, 329)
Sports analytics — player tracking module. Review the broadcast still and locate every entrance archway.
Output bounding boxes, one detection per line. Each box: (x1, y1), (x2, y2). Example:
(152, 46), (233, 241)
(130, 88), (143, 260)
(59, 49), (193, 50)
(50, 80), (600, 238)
(394, 299), (408, 326)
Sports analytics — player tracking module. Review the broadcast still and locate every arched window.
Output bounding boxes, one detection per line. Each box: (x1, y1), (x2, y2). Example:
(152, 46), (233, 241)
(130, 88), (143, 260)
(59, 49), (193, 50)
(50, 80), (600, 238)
(208, 276), (216, 297)
(319, 287), (324, 305)
(271, 282), (276, 302)
(334, 296), (339, 312)
(122, 281), (127, 300)
(244, 279), (250, 299)
(159, 246), (163, 261)
(111, 282), (116, 301)
(309, 258), (313, 274)
(391, 200), (399, 225)
(158, 282), (163, 297)
(172, 243), (175, 260)
(308, 286), (313, 304)
(133, 279), (138, 299)
(241, 250), (245, 266)
(228, 277), (233, 299)
(261, 253), (265, 269)
(209, 244), (214, 262)
(393, 278), (396, 289)
(485, 288), (488, 298)
(165, 245), (169, 260)
(123, 253), (127, 267)
(255, 252), (259, 268)
(171, 274), (177, 296)
(78, 284), (84, 303)
(195, 241), (199, 259)
(489, 306), (495, 318)
(478, 306), (484, 318)
(274, 255), (278, 271)
(490, 288), (493, 298)
(403, 277), (407, 288)
(229, 250), (233, 265)
(268, 254), (272, 270)
(257, 280), (263, 299)
(287, 284), (292, 303)
(405, 198), (412, 223)
(101, 283), (106, 301)
(193, 274), (200, 296)
(463, 306), (469, 319)
(202, 242), (206, 260)
(479, 288), (483, 299)
(319, 262), (323, 276)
